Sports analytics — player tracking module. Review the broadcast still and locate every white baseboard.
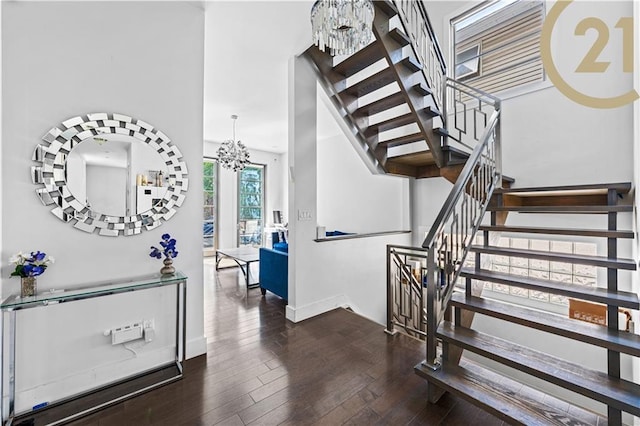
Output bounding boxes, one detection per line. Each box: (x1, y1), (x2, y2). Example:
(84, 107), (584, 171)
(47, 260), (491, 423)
(285, 294), (350, 322)
(186, 335), (207, 359)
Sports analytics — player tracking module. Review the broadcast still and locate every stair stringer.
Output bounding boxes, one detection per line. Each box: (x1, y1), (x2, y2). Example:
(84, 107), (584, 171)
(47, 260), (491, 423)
(302, 48), (387, 176)
(370, 5), (445, 169)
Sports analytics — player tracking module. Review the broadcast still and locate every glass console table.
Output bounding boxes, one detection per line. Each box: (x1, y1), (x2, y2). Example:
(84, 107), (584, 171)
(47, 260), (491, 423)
(1, 271), (187, 425)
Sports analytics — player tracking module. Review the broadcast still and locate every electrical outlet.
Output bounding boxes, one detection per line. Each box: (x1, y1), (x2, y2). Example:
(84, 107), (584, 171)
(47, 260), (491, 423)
(143, 318), (155, 343)
(111, 322), (143, 345)
(297, 209), (312, 221)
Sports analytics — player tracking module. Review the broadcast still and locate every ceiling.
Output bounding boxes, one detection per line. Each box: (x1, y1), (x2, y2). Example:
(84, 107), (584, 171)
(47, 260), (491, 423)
(204, 1), (315, 154)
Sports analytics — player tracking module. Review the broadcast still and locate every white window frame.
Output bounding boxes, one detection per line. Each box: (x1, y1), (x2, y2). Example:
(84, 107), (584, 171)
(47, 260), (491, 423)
(445, 0), (553, 101)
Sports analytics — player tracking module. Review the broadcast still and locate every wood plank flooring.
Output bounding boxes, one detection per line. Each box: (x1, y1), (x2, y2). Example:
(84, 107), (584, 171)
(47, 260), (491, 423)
(64, 260), (508, 425)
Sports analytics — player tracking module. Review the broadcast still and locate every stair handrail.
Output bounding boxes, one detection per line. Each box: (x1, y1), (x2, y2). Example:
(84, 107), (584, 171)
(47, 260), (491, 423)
(392, 0), (447, 110)
(420, 108), (502, 369)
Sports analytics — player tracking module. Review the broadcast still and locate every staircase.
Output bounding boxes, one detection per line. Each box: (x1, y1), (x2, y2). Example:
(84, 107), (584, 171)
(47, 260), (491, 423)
(305, 1), (639, 424)
(415, 182), (639, 424)
(305, 0), (502, 183)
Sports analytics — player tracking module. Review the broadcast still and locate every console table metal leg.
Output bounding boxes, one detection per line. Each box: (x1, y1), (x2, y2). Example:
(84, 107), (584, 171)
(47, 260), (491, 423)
(6, 309), (16, 425)
(182, 281), (187, 363)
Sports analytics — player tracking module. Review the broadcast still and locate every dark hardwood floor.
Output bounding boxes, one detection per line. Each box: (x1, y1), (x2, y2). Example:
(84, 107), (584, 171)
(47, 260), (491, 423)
(52, 260), (504, 425)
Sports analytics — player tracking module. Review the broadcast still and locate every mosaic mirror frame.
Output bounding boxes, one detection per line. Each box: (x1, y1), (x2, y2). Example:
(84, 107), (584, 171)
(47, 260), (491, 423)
(31, 113), (189, 236)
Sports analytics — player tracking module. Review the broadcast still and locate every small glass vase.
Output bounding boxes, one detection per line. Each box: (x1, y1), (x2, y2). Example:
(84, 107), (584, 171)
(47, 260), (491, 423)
(21, 276), (37, 298)
(160, 257), (175, 275)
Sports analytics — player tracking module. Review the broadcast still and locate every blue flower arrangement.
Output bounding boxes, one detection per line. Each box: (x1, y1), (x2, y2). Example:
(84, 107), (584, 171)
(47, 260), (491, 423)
(10, 251), (54, 277)
(150, 234), (179, 260)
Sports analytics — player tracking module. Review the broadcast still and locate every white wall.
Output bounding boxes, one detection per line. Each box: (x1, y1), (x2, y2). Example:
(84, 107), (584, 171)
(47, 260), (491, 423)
(1, 1), (205, 415)
(287, 55), (413, 325)
(316, 94), (411, 233)
(203, 142), (287, 250)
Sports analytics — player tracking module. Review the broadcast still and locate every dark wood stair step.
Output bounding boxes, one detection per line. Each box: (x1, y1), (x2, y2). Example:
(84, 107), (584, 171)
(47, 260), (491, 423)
(495, 182), (632, 195)
(343, 67), (397, 97)
(354, 91), (406, 117)
(388, 27), (411, 46)
(442, 145), (470, 165)
(450, 293), (640, 356)
(415, 360), (598, 426)
(364, 112), (416, 137)
(333, 41), (386, 78)
(465, 267), (637, 308)
(376, 132), (423, 147)
(437, 322), (640, 417)
(487, 205), (633, 214)
(468, 245), (637, 270)
(478, 225), (635, 239)
(397, 55), (421, 72)
(373, 0), (398, 17)
(412, 83), (432, 96)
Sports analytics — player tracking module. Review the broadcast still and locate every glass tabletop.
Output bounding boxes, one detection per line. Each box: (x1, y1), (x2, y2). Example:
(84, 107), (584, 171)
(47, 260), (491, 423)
(1, 271), (187, 310)
(216, 247), (260, 263)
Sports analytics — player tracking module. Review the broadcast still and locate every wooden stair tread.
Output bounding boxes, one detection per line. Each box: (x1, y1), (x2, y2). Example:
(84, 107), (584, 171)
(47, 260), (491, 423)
(468, 245), (637, 270)
(398, 55), (422, 72)
(377, 132), (423, 147)
(495, 182), (631, 195)
(415, 361), (596, 426)
(343, 67), (396, 97)
(373, 0), (398, 17)
(388, 27), (411, 46)
(388, 150), (434, 166)
(333, 41), (385, 78)
(438, 323), (640, 417)
(412, 83), (431, 96)
(450, 293), (640, 357)
(460, 268), (639, 309)
(354, 91), (406, 117)
(478, 225), (635, 239)
(487, 205), (633, 214)
(364, 112), (415, 137)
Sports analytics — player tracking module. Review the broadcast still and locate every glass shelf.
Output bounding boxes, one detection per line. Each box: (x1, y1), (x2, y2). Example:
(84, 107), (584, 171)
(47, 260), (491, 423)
(1, 271), (187, 311)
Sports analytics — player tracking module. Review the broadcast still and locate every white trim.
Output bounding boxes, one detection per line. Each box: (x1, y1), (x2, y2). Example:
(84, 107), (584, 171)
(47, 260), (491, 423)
(285, 294), (350, 323)
(185, 335), (207, 359)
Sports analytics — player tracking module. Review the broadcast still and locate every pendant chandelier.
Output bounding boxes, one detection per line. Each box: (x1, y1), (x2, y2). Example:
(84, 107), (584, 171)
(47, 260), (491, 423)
(217, 115), (250, 172)
(311, 0), (374, 56)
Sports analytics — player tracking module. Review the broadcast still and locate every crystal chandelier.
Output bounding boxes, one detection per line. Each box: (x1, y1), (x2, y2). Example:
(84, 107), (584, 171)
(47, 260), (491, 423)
(311, 0), (374, 56)
(217, 115), (250, 172)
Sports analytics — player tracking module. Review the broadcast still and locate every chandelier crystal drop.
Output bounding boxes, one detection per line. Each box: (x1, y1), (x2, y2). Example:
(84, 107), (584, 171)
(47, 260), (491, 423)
(311, 0), (374, 56)
(217, 115), (250, 172)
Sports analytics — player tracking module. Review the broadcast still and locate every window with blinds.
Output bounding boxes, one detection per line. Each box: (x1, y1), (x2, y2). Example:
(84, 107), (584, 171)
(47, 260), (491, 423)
(452, 0), (545, 94)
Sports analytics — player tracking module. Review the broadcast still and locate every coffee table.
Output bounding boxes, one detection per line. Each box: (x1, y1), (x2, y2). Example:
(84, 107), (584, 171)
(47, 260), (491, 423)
(215, 247), (260, 292)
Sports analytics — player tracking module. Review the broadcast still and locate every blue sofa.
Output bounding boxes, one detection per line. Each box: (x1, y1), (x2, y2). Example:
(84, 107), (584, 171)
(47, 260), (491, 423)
(259, 234), (288, 301)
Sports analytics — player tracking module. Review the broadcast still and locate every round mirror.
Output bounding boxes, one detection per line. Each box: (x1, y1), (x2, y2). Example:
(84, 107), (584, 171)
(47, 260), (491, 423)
(31, 113), (189, 236)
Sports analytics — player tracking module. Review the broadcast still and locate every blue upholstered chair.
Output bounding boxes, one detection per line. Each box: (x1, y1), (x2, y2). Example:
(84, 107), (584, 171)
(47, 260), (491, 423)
(259, 232), (288, 300)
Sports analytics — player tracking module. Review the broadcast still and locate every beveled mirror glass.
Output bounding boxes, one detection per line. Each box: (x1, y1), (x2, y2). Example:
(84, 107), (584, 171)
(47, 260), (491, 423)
(31, 113), (189, 236)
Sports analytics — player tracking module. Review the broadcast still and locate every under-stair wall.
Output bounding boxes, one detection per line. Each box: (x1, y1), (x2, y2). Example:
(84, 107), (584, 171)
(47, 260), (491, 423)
(287, 55), (412, 325)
